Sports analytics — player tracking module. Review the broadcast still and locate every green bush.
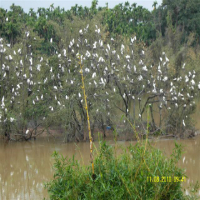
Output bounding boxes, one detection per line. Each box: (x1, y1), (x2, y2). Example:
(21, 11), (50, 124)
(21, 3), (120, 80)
(45, 140), (199, 200)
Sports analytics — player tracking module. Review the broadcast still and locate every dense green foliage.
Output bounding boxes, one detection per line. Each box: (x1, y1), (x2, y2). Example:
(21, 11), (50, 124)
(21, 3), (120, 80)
(45, 141), (199, 199)
(1, 0), (200, 50)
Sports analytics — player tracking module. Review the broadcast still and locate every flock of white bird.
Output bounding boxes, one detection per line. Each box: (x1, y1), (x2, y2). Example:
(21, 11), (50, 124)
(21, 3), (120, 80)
(0, 24), (200, 133)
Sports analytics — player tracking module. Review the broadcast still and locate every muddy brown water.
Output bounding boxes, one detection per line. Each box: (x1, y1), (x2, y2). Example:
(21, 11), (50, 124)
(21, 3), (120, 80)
(0, 135), (200, 200)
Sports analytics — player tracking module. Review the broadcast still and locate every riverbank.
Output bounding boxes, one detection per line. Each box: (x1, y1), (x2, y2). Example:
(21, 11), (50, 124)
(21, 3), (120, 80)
(1, 126), (199, 143)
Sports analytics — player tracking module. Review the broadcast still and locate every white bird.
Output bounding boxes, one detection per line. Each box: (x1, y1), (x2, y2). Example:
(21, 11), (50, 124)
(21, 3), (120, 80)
(29, 57), (33, 65)
(86, 51), (91, 58)
(92, 72), (96, 78)
(183, 120), (185, 127)
(112, 50), (116, 55)
(44, 78), (48, 83)
(26, 31), (29, 37)
(133, 65), (136, 72)
(10, 117), (15, 122)
(26, 130), (29, 134)
(79, 29), (83, 35)
(63, 49), (66, 57)
(152, 87), (157, 93)
(182, 156), (185, 163)
(36, 64), (41, 71)
(85, 68), (90, 72)
(99, 57), (105, 63)
(107, 44), (110, 50)
(163, 76), (168, 82)
(8, 55), (12, 60)
(99, 40), (103, 47)
(142, 65), (148, 71)
(139, 60), (143, 65)
(50, 38), (53, 43)
(96, 28), (100, 33)
(191, 79), (195, 86)
(131, 37), (136, 43)
(18, 49), (21, 54)
(138, 75), (143, 81)
(66, 95), (69, 100)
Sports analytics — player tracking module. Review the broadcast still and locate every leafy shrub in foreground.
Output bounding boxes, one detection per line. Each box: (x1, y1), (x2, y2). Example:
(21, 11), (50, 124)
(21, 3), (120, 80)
(45, 141), (198, 200)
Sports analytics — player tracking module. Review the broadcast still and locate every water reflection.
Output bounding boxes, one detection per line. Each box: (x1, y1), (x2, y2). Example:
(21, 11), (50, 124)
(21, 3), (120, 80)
(0, 135), (199, 199)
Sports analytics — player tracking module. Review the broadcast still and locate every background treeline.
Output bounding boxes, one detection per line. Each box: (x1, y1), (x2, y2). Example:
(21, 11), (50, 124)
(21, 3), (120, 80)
(1, 0), (200, 50)
(0, 0), (200, 142)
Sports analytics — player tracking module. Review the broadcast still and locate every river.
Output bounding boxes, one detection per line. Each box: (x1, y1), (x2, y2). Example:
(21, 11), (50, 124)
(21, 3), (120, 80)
(0, 135), (200, 200)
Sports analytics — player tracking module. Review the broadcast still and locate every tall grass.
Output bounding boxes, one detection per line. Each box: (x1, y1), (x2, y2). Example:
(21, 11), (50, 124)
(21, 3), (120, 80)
(78, 55), (95, 177)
